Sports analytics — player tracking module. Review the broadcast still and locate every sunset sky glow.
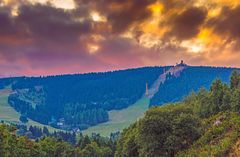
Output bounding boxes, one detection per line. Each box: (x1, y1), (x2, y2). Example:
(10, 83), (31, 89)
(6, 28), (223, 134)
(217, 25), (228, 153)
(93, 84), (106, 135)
(0, 0), (240, 76)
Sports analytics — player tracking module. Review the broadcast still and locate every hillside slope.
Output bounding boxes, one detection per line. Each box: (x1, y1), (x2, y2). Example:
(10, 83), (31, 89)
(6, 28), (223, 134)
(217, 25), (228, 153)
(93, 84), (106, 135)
(147, 65), (186, 98)
(150, 66), (236, 106)
(116, 70), (240, 157)
(0, 66), (238, 133)
(1, 67), (166, 130)
(177, 112), (240, 157)
(84, 65), (186, 136)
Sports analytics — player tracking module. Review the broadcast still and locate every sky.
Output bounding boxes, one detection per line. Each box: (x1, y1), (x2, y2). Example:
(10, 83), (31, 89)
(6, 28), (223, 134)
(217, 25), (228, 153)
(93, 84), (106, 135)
(0, 0), (240, 76)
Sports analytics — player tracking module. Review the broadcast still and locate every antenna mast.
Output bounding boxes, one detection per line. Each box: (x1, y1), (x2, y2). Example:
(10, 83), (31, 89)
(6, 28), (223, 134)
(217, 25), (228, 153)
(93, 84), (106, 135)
(146, 83), (149, 97)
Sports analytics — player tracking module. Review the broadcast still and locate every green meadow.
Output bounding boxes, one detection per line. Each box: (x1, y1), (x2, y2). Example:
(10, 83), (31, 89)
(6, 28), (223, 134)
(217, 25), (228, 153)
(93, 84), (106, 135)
(0, 87), (150, 135)
(83, 97), (149, 136)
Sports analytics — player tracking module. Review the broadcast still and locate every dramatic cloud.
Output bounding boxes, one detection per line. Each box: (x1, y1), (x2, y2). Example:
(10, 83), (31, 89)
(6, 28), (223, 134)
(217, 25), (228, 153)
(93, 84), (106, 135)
(100, 0), (156, 33)
(211, 6), (240, 40)
(17, 4), (92, 42)
(0, 0), (240, 76)
(168, 7), (207, 40)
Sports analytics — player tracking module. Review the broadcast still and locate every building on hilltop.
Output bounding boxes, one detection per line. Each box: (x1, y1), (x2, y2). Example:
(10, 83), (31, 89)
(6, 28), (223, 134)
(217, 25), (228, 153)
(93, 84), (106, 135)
(176, 60), (187, 67)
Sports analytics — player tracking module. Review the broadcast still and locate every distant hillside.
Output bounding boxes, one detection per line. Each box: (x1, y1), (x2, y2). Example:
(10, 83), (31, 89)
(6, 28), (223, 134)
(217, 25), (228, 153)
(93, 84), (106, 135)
(1, 69), (240, 157)
(150, 66), (237, 106)
(0, 66), (238, 132)
(1, 67), (166, 130)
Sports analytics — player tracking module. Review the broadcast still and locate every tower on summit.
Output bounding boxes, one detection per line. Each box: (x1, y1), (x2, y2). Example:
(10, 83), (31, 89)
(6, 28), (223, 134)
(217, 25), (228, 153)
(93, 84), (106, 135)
(176, 60), (187, 67)
(145, 83), (149, 97)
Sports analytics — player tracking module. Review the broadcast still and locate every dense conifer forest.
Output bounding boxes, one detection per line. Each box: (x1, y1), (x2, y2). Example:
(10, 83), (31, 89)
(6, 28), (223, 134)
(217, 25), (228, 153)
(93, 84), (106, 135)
(150, 66), (234, 106)
(4, 67), (166, 129)
(0, 66), (238, 131)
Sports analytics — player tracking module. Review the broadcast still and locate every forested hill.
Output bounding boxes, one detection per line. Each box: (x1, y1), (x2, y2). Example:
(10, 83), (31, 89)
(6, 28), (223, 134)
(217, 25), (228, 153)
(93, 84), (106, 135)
(0, 66), (238, 131)
(2, 67), (167, 130)
(150, 66), (236, 106)
(2, 70), (240, 157)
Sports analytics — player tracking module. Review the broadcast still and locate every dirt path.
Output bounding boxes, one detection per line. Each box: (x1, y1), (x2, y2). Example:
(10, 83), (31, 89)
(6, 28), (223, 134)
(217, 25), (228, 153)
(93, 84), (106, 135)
(147, 65), (186, 99)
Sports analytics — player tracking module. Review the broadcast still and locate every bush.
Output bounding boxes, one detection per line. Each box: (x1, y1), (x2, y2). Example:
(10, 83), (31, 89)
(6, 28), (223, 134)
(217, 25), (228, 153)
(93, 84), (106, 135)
(19, 115), (28, 123)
